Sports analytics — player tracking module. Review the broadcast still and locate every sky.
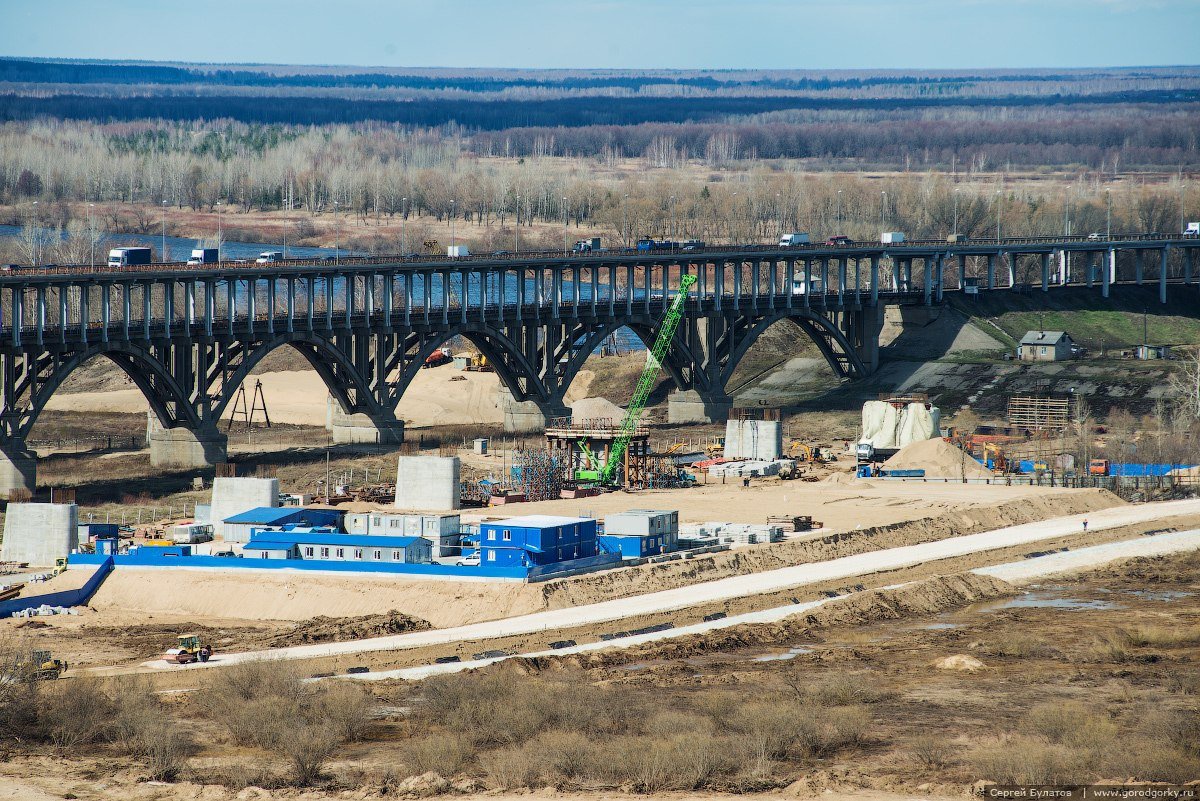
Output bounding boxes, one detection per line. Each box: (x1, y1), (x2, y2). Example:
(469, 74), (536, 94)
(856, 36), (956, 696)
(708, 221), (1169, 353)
(1, 0), (1198, 70)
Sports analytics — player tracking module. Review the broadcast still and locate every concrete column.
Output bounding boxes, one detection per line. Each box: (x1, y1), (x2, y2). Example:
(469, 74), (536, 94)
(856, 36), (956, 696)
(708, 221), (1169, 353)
(205, 280), (215, 336)
(34, 286), (44, 346)
(1040, 252), (1050, 292)
(935, 256), (944, 302)
(59, 287), (68, 344)
(1007, 254), (1016, 287)
(79, 284), (88, 343)
(1159, 247), (1169, 304)
(732, 260), (741, 309)
(667, 389), (733, 424)
(714, 261), (723, 310)
(892, 258), (902, 292)
(122, 283), (132, 340)
(608, 265), (616, 316)
(904, 260), (913, 290)
(923, 258), (933, 306)
(838, 257), (847, 306)
(820, 258), (829, 301)
(162, 280), (173, 337)
(1059, 250), (1069, 285)
(786, 259), (795, 309)
(100, 283), (110, 342)
(870, 256), (879, 304)
(957, 254), (967, 290)
(498, 387), (570, 433)
(247, 278), (256, 334)
(146, 414), (228, 469)
(461, 270), (469, 324)
(0, 439), (36, 499)
(306, 277), (316, 331)
(987, 253), (996, 290)
(328, 401), (405, 445)
(1086, 252), (1095, 288)
(1135, 250), (1144, 285)
(1103, 248), (1113, 298)
(345, 274), (354, 328)
(266, 278), (276, 334)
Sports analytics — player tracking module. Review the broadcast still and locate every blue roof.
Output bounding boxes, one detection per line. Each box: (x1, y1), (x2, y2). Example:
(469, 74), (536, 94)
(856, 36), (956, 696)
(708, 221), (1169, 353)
(223, 507), (308, 525)
(245, 532), (427, 549)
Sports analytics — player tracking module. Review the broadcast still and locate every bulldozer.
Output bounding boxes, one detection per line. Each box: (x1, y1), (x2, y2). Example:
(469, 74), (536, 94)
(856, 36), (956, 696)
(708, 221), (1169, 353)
(164, 633), (213, 665)
(26, 649), (67, 680)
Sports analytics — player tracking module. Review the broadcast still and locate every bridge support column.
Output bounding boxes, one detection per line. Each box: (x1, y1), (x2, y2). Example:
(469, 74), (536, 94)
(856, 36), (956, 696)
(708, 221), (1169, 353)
(0, 439), (37, 499)
(326, 400), (405, 445)
(1159, 247), (1169, 304)
(146, 415), (228, 469)
(667, 389), (733, 425)
(1103, 248), (1114, 299)
(1135, 250), (1144, 285)
(498, 388), (570, 433)
(987, 254), (996, 290)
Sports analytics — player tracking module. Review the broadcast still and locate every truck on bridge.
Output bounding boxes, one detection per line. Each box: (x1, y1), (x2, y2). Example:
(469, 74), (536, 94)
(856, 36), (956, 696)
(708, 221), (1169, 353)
(107, 247), (153, 268)
(778, 232), (810, 247)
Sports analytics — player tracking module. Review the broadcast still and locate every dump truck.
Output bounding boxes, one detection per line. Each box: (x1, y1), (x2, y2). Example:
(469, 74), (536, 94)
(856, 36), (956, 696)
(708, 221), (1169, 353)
(164, 633), (213, 665)
(1088, 459), (1111, 476)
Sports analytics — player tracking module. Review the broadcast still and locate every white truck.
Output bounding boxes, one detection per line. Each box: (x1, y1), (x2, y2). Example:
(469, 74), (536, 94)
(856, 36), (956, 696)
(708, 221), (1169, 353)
(107, 247), (153, 267)
(778, 233), (810, 247)
(880, 232), (906, 244)
(447, 245), (470, 258)
(255, 251), (283, 264)
(188, 248), (219, 265)
(572, 237), (602, 253)
(1186, 222), (1200, 237)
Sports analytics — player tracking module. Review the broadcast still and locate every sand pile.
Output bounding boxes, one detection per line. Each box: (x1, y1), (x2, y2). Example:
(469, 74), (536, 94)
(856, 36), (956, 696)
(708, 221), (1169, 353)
(932, 654), (986, 672)
(884, 437), (993, 479)
(1169, 465), (1200, 477)
(571, 396), (637, 423)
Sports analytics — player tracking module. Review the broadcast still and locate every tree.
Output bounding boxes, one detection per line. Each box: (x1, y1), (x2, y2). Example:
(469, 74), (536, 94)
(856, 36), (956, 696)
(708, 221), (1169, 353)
(1169, 347), (1200, 423)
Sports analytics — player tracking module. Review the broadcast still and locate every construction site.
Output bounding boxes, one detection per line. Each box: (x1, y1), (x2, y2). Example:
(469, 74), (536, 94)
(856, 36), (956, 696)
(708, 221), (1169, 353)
(0, 268), (1198, 799)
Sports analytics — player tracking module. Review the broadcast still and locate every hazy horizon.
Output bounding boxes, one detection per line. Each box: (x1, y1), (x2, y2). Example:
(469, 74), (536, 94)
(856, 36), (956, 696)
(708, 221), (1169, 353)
(2, 0), (1199, 71)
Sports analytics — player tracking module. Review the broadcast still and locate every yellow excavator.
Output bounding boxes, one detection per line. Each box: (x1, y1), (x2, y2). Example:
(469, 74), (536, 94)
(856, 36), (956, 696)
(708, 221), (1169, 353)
(790, 442), (835, 463)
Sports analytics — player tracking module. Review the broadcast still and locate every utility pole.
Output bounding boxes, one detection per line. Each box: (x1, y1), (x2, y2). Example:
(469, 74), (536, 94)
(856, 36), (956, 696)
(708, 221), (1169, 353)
(880, 191), (887, 232)
(88, 203), (95, 269)
(216, 201), (223, 264)
(837, 189), (842, 231)
(953, 188), (959, 238)
(161, 200), (168, 262)
(1106, 189), (1112, 239)
(996, 191), (1002, 243)
(514, 194), (520, 252)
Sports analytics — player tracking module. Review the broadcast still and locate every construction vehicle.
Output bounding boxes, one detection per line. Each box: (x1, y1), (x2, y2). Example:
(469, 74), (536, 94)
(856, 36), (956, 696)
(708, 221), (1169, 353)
(52, 557), (67, 576)
(792, 442), (835, 464)
(983, 443), (1008, 472)
(574, 440), (603, 483)
(1089, 459), (1111, 476)
(599, 274), (696, 486)
(165, 633), (213, 665)
(26, 650), (67, 680)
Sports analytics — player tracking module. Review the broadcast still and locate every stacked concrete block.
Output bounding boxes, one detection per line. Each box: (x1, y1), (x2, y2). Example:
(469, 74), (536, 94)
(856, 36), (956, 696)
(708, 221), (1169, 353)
(680, 521), (785, 546)
(210, 477), (279, 540)
(395, 456), (460, 511)
(1, 503), (78, 566)
(723, 419), (783, 460)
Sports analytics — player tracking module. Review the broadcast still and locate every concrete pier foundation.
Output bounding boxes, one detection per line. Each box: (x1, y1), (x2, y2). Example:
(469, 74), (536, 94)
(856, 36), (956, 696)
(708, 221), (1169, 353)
(327, 398), (405, 445)
(147, 414), (228, 468)
(499, 388), (570, 433)
(210, 476), (279, 541)
(0, 440), (36, 499)
(1, 502), (78, 566)
(396, 455), (460, 511)
(667, 389), (733, 424)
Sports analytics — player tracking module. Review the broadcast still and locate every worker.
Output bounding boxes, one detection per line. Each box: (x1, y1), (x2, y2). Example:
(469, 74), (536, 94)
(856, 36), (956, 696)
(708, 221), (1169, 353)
(1082, 519), (1088, 532)
(742, 478), (750, 488)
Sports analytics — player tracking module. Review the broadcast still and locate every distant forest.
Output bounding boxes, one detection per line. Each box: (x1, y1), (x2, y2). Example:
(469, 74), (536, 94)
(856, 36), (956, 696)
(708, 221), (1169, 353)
(0, 59), (1197, 170)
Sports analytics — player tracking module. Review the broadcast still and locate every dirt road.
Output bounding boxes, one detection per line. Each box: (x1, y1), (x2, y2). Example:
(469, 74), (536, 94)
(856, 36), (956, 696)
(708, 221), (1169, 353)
(88, 498), (1200, 674)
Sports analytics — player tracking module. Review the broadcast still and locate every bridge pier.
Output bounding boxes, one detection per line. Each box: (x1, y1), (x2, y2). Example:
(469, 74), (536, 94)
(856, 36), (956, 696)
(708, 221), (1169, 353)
(499, 388), (571, 433)
(326, 400), (405, 445)
(667, 389), (733, 425)
(0, 439), (37, 498)
(146, 415), (228, 469)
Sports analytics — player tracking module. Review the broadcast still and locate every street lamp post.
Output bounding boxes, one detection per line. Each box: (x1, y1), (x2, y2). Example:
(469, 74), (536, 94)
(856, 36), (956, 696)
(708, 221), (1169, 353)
(514, 194), (520, 252)
(562, 196), (568, 250)
(334, 201), (341, 265)
(953, 188), (959, 238)
(449, 199), (456, 253)
(836, 189), (842, 232)
(621, 194), (629, 247)
(995, 192), (1002, 243)
(670, 195), (677, 240)
(401, 196), (407, 252)
(880, 191), (887, 232)
(1106, 189), (1112, 239)
(216, 201), (222, 264)
(161, 200), (168, 262)
(88, 203), (95, 269)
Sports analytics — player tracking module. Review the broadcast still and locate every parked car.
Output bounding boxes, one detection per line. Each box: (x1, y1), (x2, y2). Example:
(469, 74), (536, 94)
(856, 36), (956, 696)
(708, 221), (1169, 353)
(455, 554), (480, 567)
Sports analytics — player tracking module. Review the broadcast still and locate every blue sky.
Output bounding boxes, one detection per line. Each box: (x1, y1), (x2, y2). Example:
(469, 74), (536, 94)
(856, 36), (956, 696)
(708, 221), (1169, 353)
(1, 0), (1198, 70)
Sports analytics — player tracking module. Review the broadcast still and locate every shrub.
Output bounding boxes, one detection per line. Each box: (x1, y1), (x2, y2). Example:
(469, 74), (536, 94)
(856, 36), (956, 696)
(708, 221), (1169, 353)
(1028, 701), (1117, 750)
(1121, 625), (1200, 648)
(909, 734), (955, 768)
(802, 674), (890, 706)
(970, 736), (1086, 784)
(403, 733), (475, 778)
(39, 678), (114, 751)
(279, 723), (340, 786)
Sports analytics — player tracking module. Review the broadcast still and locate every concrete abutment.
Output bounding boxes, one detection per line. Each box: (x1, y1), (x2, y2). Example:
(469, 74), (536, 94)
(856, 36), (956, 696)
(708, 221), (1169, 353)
(325, 398), (405, 445)
(499, 388), (571, 433)
(0, 440), (37, 498)
(667, 389), (733, 424)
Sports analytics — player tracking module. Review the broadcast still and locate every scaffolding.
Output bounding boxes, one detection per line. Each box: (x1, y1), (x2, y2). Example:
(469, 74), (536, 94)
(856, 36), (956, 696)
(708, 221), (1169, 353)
(1007, 395), (1071, 432)
(512, 447), (570, 502)
(545, 416), (651, 489)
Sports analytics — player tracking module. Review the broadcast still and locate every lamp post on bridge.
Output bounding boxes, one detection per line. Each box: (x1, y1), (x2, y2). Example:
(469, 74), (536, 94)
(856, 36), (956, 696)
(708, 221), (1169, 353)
(880, 191), (887, 233)
(837, 189), (843, 232)
(161, 200), (168, 262)
(514, 194), (520, 252)
(953, 188), (959, 239)
(88, 203), (95, 269)
(1106, 189), (1112, 240)
(995, 191), (1002, 243)
(401, 196), (407, 252)
(216, 201), (223, 264)
(450, 198), (456, 253)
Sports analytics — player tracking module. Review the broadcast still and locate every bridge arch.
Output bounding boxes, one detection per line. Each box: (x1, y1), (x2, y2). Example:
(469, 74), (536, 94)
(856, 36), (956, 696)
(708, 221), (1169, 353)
(718, 309), (867, 392)
(20, 342), (200, 439)
(206, 333), (383, 422)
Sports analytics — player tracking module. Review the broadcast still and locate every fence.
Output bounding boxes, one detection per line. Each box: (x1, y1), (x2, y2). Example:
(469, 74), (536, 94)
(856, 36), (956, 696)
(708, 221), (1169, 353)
(29, 435), (143, 455)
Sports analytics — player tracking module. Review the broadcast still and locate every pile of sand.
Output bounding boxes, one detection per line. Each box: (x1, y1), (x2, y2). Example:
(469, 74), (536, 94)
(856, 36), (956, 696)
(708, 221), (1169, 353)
(571, 396), (636, 423)
(1169, 465), (1200, 478)
(884, 437), (993, 479)
(932, 654), (986, 672)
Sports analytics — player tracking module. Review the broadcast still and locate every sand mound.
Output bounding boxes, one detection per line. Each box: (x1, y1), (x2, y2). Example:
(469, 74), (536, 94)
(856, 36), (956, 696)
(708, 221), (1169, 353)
(932, 654), (986, 672)
(1169, 465), (1200, 477)
(571, 396), (635, 423)
(884, 437), (993, 479)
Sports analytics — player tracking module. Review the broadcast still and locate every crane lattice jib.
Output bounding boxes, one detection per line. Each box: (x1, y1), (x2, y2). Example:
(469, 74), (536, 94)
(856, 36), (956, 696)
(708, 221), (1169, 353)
(601, 273), (697, 484)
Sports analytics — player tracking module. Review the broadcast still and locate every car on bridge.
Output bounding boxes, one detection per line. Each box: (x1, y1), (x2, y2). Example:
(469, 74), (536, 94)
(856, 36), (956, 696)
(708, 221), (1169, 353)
(825, 235), (852, 246)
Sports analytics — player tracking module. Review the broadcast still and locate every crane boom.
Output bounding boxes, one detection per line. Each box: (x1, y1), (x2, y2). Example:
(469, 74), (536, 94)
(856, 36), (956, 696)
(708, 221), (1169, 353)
(601, 274), (697, 485)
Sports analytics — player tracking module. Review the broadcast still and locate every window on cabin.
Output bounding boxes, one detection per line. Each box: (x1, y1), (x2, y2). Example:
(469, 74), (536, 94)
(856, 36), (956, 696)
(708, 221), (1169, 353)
(304, 547), (314, 557)
(372, 516), (382, 526)
(392, 549), (402, 561)
(487, 550), (496, 562)
(261, 551), (269, 559)
(487, 529), (496, 541)
(502, 529), (511, 541)
(390, 519), (401, 528)
(354, 549), (363, 559)
(373, 549), (382, 560)
(320, 547), (329, 558)
(336, 548), (344, 558)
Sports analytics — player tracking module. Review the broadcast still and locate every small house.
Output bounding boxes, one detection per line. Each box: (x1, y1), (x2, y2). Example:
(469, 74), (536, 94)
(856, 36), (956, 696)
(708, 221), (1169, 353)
(343, 511), (461, 557)
(1018, 331), (1074, 362)
(478, 515), (597, 567)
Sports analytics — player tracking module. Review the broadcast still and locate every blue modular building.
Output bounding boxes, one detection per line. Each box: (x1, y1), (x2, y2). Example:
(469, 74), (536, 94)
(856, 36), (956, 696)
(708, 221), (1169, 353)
(478, 515), (597, 567)
(244, 529), (433, 564)
(221, 507), (344, 544)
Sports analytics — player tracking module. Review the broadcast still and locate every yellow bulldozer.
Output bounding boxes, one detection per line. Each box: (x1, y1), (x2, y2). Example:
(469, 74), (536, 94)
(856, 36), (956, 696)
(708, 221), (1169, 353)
(25, 649), (67, 680)
(164, 633), (213, 665)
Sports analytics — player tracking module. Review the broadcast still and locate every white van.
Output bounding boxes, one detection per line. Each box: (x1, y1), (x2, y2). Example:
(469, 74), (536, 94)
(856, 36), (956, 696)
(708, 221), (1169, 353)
(255, 251), (283, 264)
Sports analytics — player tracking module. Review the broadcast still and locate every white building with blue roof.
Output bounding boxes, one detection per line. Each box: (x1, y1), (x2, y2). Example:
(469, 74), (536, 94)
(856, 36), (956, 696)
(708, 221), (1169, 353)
(245, 529), (433, 564)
